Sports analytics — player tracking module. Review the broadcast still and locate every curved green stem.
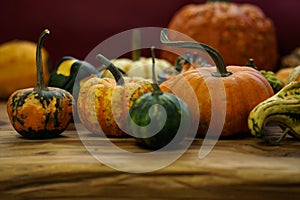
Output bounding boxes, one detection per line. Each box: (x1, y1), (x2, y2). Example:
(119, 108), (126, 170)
(151, 47), (163, 96)
(96, 54), (125, 86)
(35, 29), (50, 91)
(160, 29), (232, 77)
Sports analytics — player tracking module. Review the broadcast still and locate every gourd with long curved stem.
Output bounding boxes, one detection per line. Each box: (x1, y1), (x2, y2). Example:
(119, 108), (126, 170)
(6, 29), (74, 139)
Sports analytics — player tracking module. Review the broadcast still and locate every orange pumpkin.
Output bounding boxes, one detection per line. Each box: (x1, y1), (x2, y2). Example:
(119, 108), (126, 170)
(77, 54), (153, 137)
(161, 0), (278, 71)
(159, 29), (274, 137)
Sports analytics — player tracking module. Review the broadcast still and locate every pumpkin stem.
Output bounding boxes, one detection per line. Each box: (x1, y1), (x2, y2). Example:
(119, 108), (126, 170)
(132, 29), (141, 61)
(160, 29), (232, 77)
(35, 29), (50, 91)
(96, 54), (125, 86)
(245, 58), (258, 70)
(151, 46), (163, 96)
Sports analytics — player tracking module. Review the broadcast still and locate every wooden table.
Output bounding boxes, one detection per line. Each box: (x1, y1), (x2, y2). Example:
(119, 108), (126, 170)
(0, 102), (299, 199)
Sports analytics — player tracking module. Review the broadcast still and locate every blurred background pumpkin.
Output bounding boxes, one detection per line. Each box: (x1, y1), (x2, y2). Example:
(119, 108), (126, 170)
(0, 0), (299, 96)
(161, 0), (279, 71)
(0, 40), (51, 99)
(1, 0), (299, 63)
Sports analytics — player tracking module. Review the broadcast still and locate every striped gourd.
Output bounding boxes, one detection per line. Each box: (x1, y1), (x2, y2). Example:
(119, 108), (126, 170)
(126, 47), (191, 149)
(248, 81), (300, 145)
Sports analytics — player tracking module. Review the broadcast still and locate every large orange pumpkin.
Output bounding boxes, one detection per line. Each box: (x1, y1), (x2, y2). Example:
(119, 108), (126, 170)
(77, 54), (153, 137)
(159, 29), (274, 137)
(161, 0), (278, 71)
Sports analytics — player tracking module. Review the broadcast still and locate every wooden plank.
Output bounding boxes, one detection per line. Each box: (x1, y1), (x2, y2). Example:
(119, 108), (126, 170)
(0, 102), (300, 199)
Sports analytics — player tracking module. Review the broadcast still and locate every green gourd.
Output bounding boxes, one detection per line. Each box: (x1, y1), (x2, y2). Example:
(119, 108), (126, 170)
(48, 56), (99, 100)
(127, 47), (191, 149)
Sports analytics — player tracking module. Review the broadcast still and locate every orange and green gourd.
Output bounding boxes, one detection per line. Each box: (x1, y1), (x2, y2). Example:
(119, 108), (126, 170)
(6, 29), (74, 139)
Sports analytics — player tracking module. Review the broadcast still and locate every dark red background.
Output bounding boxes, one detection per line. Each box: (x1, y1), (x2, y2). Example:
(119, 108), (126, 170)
(1, 0), (299, 66)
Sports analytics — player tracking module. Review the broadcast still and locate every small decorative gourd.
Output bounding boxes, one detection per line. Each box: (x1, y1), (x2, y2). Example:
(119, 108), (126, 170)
(6, 29), (74, 139)
(48, 56), (99, 100)
(248, 81), (300, 145)
(77, 54), (153, 137)
(159, 29), (274, 137)
(127, 47), (191, 149)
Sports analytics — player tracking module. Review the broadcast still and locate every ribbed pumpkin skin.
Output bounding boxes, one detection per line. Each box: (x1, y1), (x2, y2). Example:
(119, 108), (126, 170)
(162, 2), (278, 71)
(7, 87), (73, 138)
(77, 75), (153, 137)
(127, 92), (191, 150)
(160, 66), (274, 137)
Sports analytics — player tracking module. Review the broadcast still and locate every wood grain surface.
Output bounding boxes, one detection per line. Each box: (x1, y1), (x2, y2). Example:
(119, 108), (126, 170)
(0, 102), (299, 199)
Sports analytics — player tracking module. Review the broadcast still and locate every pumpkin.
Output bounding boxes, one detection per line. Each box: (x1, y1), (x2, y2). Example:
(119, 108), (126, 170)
(77, 54), (153, 137)
(0, 39), (51, 99)
(6, 29), (74, 139)
(161, 0), (278, 71)
(248, 81), (300, 145)
(127, 47), (191, 149)
(159, 29), (274, 137)
(48, 56), (99, 100)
